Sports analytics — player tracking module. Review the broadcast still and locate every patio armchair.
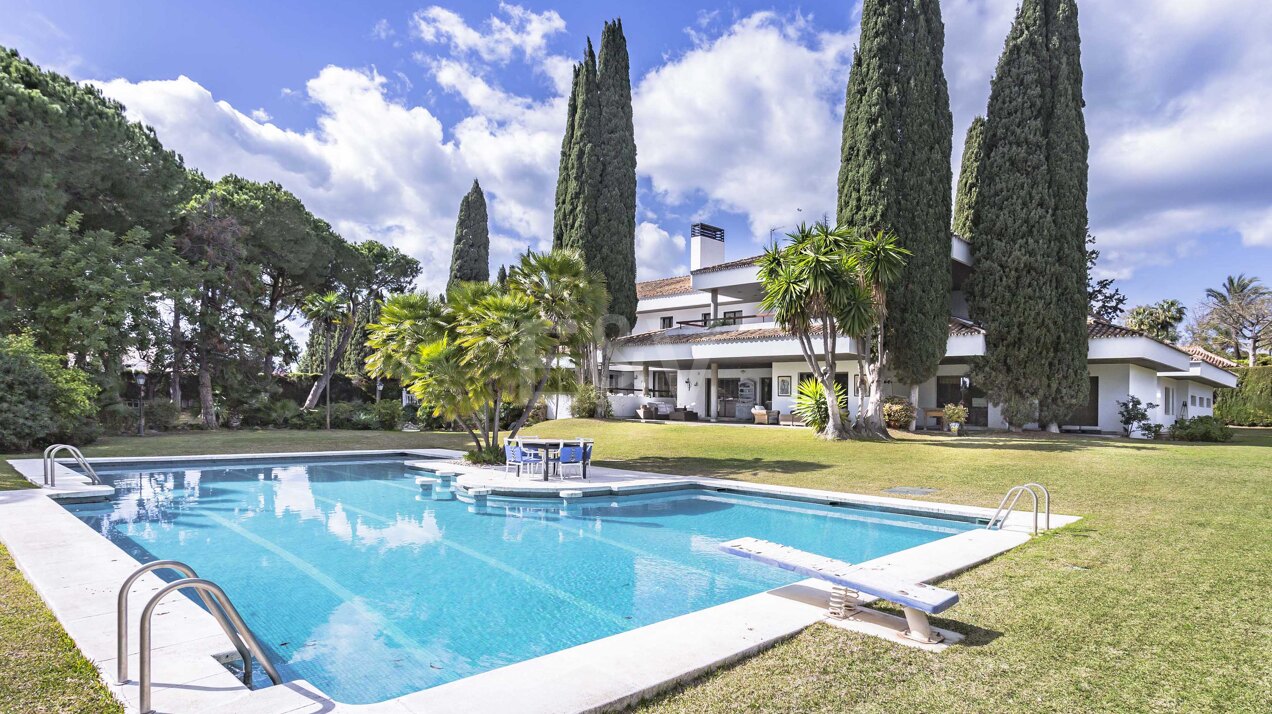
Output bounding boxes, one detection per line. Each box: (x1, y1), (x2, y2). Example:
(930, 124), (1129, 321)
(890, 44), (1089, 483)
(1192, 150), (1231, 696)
(503, 443), (543, 478)
(557, 445), (585, 480)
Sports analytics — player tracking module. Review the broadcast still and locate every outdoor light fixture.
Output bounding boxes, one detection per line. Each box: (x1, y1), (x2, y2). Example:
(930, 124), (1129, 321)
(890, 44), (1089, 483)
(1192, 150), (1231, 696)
(135, 372), (147, 437)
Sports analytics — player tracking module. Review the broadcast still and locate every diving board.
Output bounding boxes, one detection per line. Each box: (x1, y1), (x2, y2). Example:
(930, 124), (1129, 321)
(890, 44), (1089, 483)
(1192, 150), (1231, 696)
(719, 537), (958, 644)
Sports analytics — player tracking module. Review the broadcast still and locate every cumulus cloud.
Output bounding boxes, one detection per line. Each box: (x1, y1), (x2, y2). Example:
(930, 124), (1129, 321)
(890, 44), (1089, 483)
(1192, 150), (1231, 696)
(83, 1), (1270, 295)
(633, 12), (856, 248)
(410, 3), (565, 64)
(939, 0), (1272, 277)
(635, 222), (688, 280)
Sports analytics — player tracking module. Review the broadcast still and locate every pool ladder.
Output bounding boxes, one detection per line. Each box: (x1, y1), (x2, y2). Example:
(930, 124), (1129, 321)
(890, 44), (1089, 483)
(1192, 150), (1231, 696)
(42, 444), (102, 487)
(987, 483), (1050, 535)
(117, 561), (281, 714)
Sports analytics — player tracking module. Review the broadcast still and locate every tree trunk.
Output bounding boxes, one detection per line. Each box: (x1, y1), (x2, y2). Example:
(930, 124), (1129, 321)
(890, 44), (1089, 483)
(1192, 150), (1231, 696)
(907, 384), (919, 431)
(303, 311), (357, 409)
(170, 301), (183, 406)
(1249, 337), (1259, 367)
(198, 354), (216, 430)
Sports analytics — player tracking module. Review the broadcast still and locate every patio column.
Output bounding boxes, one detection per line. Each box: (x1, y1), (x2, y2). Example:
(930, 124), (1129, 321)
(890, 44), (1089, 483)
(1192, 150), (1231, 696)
(710, 362), (719, 422)
(642, 365), (650, 397)
(710, 289), (719, 319)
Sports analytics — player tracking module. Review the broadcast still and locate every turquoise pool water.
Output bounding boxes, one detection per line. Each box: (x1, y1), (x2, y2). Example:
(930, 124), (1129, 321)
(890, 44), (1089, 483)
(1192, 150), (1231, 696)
(66, 456), (975, 704)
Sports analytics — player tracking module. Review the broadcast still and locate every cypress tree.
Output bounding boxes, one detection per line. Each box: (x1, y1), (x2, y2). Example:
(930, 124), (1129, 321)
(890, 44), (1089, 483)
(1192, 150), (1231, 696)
(967, 0), (1089, 429)
(495, 264), (508, 287)
(837, 0), (953, 388)
(953, 116), (986, 240)
(558, 41), (603, 261)
(597, 19), (638, 335)
(447, 179), (489, 292)
(552, 65), (580, 249)
(1037, 0), (1090, 428)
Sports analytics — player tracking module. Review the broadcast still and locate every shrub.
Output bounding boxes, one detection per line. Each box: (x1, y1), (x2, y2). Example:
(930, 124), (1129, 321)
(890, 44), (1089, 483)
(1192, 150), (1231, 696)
(1139, 422), (1165, 440)
(1215, 366), (1272, 426)
(943, 403), (969, 426)
(1168, 415), (1233, 442)
(267, 398), (302, 427)
(291, 409), (325, 430)
(571, 384), (612, 419)
(144, 400), (181, 431)
(415, 404), (450, 431)
(371, 401), (404, 430)
(881, 396), (915, 429)
(793, 378), (847, 433)
(464, 445), (504, 465)
(0, 335), (98, 450)
(1116, 395), (1158, 437)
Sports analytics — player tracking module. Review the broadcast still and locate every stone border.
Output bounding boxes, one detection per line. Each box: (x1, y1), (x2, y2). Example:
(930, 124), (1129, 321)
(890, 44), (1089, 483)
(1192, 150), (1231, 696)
(2, 450), (1078, 714)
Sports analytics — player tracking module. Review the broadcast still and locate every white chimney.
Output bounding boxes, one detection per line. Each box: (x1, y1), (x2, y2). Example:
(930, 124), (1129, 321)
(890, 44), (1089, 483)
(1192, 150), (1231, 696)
(690, 223), (725, 270)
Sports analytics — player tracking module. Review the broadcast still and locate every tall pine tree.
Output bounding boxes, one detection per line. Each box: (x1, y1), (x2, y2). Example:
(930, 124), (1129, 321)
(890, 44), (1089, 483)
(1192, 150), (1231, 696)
(837, 0), (953, 391)
(597, 19), (638, 334)
(552, 64), (580, 249)
(953, 116), (986, 240)
(447, 179), (489, 293)
(967, 0), (1089, 429)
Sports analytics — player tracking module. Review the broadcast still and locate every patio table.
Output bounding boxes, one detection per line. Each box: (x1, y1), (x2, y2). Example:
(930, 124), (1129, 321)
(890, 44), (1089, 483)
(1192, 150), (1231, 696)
(508, 437), (594, 481)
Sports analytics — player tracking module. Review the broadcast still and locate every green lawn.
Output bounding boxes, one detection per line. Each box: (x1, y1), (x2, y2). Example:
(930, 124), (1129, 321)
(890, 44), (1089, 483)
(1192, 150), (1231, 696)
(2, 424), (1269, 712)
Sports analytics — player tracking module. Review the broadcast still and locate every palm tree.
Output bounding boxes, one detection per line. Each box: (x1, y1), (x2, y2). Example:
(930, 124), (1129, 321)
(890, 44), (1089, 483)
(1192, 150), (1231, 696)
(507, 249), (609, 427)
(364, 293), (449, 382)
(1204, 274), (1271, 366)
(846, 229), (910, 437)
(300, 292), (347, 429)
(758, 222), (906, 440)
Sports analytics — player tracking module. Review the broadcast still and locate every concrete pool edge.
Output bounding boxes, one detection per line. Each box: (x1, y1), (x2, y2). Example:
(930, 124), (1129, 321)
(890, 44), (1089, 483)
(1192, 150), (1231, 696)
(3, 450), (1078, 714)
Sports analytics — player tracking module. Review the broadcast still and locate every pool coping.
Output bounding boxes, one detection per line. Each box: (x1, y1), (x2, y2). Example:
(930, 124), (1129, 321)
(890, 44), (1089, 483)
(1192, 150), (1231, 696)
(2, 450), (1079, 713)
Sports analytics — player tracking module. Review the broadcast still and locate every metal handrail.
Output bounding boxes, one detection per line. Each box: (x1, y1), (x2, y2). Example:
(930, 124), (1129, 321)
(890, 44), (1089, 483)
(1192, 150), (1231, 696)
(43, 444), (102, 486)
(138, 577), (282, 714)
(43, 444), (101, 486)
(117, 561), (249, 686)
(987, 482), (1051, 535)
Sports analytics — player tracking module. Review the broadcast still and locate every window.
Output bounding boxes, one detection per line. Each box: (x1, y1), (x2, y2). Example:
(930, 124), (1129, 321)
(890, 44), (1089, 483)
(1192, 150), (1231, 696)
(1164, 386), (1174, 416)
(1205, 397), (1212, 408)
(722, 310), (742, 325)
(1190, 395), (1197, 407)
(701, 312), (711, 323)
(660, 316), (673, 329)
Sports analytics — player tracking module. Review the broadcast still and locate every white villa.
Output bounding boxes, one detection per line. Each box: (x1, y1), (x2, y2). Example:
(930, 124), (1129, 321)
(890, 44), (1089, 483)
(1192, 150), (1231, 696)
(594, 223), (1238, 434)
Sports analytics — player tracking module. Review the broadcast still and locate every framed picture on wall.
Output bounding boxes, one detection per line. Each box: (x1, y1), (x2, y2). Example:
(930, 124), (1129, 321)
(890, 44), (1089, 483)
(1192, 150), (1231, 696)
(777, 376), (791, 397)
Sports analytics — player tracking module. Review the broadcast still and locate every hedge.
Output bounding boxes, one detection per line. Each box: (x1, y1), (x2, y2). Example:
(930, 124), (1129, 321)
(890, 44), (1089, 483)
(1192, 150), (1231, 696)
(1214, 366), (1272, 426)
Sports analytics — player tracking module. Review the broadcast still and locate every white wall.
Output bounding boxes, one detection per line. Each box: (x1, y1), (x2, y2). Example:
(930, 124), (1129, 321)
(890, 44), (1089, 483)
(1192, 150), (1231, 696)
(633, 300), (764, 334)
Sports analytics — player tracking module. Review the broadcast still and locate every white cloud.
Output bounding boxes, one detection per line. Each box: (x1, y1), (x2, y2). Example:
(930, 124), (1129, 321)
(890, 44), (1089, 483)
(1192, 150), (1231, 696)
(410, 3), (565, 64)
(370, 18), (394, 41)
(635, 222), (688, 280)
(83, 1), (1271, 297)
(94, 69), (470, 293)
(633, 12), (856, 249)
(939, 0), (1272, 279)
(249, 107), (272, 122)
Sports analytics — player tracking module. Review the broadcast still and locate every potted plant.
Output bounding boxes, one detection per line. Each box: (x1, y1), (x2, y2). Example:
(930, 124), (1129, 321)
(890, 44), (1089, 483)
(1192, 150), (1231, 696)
(943, 403), (969, 435)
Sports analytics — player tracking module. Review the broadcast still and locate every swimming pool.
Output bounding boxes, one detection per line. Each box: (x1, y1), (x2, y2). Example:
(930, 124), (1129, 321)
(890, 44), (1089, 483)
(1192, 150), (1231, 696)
(65, 455), (976, 704)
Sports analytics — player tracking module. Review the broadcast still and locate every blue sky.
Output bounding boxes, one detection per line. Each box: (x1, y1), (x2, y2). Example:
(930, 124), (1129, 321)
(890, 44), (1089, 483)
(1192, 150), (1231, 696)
(3, 0), (1270, 316)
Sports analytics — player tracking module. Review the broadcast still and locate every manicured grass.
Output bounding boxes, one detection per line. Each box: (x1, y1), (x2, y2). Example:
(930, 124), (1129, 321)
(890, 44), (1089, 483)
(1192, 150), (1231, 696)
(527, 420), (1272, 713)
(1, 424), (1268, 712)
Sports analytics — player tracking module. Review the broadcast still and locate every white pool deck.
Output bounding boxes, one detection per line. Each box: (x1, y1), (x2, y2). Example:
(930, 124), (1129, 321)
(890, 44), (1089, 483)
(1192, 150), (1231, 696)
(2, 449), (1079, 714)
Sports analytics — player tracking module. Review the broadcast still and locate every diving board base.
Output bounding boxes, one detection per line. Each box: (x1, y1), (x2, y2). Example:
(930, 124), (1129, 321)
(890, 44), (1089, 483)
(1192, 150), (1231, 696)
(820, 601), (962, 652)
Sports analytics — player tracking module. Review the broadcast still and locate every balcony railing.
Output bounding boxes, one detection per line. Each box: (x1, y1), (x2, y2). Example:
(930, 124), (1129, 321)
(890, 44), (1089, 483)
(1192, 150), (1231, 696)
(608, 387), (674, 398)
(675, 314), (773, 328)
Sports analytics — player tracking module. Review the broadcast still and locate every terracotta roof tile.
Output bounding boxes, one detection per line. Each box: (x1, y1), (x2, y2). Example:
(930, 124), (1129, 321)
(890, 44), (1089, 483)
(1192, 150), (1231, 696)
(635, 275), (693, 299)
(1087, 318), (1142, 339)
(1184, 345), (1238, 368)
